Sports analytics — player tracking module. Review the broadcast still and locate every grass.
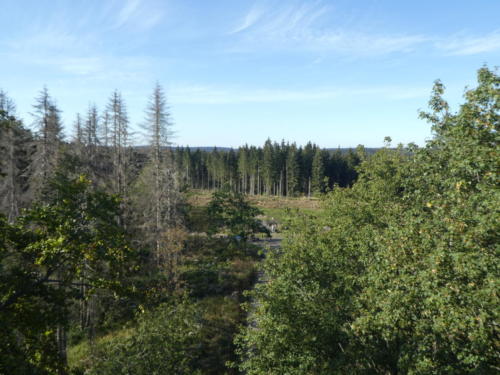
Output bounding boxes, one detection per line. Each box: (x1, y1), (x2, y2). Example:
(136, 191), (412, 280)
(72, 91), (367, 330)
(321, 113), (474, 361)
(186, 189), (321, 209)
(69, 190), (314, 373)
(68, 327), (135, 370)
(185, 189), (325, 230)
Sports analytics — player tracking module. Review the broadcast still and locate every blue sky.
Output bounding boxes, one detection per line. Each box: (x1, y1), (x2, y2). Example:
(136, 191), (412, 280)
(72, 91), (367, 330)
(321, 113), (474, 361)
(1, 0), (499, 147)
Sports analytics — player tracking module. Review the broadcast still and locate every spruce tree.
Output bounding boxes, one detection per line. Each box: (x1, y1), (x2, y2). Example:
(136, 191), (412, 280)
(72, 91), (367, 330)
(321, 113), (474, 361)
(311, 148), (327, 194)
(133, 83), (177, 267)
(262, 139), (274, 195)
(286, 143), (300, 196)
(29, 87), (64, 201)
(105, 90), (130, 227)
(0, 92), (30, 221)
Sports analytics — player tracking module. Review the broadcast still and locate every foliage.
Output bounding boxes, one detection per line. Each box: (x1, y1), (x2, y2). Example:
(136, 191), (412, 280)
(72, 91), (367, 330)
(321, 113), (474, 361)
(207, 187), (270, 241)
(352, 66), (499, 374)
(236, 67), (499, 374)
(87, 298), (202, 375)
(74, 296), (244, 375)
(180, 236), (259, 298)
(174, 140), (360, 195)
(236, 146), (407, 374)
(0, 174), (135, 374)
(197, 296), (243, 375)
(0, 95), (31, 221)
(1, 66), (497, 375)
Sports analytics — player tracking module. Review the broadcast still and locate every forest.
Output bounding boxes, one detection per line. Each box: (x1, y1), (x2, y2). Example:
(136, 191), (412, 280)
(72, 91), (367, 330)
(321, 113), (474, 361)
(0, 66), (498, 375)
(172, 141), (361, 196)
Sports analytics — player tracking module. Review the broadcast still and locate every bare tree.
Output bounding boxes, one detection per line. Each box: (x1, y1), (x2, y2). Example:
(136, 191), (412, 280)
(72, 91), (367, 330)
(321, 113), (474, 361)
(100, 110), (111, 148)
(106, 91), (129, 196)
(72, 113), (84, 146)
(29, 87), (64, 200)
(134, 83), (179, 266)
(0, 91), (28, 221)
(83, 104), (100, 181)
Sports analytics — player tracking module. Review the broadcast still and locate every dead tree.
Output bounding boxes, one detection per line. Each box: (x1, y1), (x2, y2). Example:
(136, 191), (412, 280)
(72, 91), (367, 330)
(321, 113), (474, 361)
(29, 87), (63, 201)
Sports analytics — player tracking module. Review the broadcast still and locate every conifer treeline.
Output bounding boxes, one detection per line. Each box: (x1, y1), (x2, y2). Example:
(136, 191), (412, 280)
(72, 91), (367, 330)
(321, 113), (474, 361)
(0, 86), (181, 244)
(173, 141), (362, 196)
(1, 86), (362, 210)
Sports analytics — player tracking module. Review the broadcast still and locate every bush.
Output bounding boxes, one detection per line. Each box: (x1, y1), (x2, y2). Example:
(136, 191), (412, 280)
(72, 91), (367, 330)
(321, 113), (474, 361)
(236, 67), (500, 374)
(87, 299), (202, 375)
(207, 187), (270, 241)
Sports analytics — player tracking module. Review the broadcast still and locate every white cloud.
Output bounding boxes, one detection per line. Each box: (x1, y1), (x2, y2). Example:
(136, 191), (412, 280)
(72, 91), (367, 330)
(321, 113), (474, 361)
(231, 3), (500, 57)
(436, 30), (500, 55)
(0, 1), (165, 79)
(232, 1), (329, 37)
(230, 1), (426, 56)
(112, 0), (165, 31)
(230, 5), (264, 34)
(114, 0), (142, 29)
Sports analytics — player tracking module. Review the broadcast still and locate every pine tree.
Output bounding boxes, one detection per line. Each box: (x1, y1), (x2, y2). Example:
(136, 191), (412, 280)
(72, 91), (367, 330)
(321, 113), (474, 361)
(311, 148), (327, 194)
(182, 146), (193, 188)
(226, 148), (238, 189)
(133, 83), (177, 267)
(72, 113), (84, 153)
(0, 91), (30, 221)
(262, 139), (274, 195)
(82, 104), (100, 181)
(301, 142), (316, 196)
(106, 91), (130, 225)
(238, 145), (249, 193)
(248, 146), (260, 195)
(286, 143), (300, 196)
(29, 87), (64, 200)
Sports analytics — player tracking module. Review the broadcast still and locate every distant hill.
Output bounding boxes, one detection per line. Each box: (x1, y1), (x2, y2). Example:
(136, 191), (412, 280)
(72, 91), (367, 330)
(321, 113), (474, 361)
(134, 146), (382, 155)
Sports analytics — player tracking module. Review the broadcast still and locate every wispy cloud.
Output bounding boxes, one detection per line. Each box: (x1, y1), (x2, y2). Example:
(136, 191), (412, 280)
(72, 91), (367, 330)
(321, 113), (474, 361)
(230, 5), (264, 34)
(112, 0), (165, 31)
(231, 1), (329, 36)
(1, 23), (100, 75)
(169, 84), (428, 105)
(230, 2), (500, 57)
(230, 2), (426, 56)
(114, 0), (142, 28)
(435, 30), (500, 55)
(0, 0), (168, 80)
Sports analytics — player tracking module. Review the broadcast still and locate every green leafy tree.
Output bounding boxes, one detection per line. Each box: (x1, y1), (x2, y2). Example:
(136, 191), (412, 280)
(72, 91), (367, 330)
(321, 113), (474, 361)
(352, 67), (499, 373)
(207, 187), (270, 241)
(236, 145), (407, 375)
(236, 66), (499, 374)
(0, 174), (134, 374)
(87, 299), (202, 375)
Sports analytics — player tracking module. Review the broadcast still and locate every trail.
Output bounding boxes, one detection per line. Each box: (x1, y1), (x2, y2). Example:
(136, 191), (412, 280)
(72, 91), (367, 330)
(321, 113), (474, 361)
(251, 237), (281, 283)
(246, 237), (282, 327)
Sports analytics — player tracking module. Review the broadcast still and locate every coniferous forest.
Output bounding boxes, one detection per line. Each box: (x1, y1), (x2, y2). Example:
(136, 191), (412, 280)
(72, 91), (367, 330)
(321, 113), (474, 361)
(0, 65), (499, 375)
(173, 141), (361, 195)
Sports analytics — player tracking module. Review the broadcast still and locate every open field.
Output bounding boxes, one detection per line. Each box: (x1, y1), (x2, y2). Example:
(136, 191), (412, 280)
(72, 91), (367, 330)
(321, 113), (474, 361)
(186, 189), (322, 209)
(185, 189), (325, 232)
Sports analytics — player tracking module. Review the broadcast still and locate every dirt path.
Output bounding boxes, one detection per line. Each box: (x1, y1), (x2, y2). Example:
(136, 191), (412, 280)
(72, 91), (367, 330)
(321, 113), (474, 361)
(251, 237), (282, 251)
